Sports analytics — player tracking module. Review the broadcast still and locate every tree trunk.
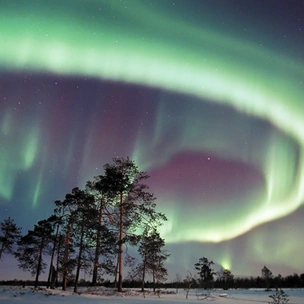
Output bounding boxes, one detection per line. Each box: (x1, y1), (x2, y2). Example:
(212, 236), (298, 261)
(153, 269), (156, 293)
(55, 235), (62, 288)
(92, 233), (100, 286)
(35, 243), (43, 288)
(0, 244), (4, 260)
(113, 254), (119, 289)
(92, 197), (103, 285)
(62, 219), (71, 291)
(118, 192), (124, 292)
(47, 223), (59, 288)
(74, 221), (85, 293)
(141, 255), (146, 292)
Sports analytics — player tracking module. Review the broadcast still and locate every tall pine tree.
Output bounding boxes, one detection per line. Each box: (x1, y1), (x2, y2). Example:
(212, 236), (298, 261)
(103, 157), (167, 292)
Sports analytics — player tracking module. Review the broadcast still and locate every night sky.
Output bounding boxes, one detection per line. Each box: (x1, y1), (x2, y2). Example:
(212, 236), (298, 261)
(1, 0), (304, 280)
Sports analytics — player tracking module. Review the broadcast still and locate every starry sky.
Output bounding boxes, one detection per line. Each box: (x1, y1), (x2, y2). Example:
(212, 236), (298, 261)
(1, 0), (304, 280)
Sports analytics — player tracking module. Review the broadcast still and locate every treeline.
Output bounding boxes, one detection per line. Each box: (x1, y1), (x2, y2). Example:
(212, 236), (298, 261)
(167, 273), (304, 290)
(3, 272), (304, 290)
(222, 273), (304, 289)
(0, 157), (168, 292)
(171, 258), (304, 291)
(112, 272), (304, 289)
(187, 258), (304, 290)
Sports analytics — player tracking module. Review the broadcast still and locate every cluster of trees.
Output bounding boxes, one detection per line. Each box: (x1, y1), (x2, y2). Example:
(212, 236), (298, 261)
(0, 157), (168, 292)
(1, 158), (304, 293)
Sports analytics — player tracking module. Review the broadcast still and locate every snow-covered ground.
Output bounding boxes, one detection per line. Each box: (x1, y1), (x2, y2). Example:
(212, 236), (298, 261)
(1, 286), (304, 304)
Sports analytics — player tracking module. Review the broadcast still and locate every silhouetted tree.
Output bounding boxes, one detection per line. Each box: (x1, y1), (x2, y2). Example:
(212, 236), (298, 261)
(184, 272), (197, 299)
(262, 265), (273, 291)
(69, 188), (96, 293)
(194, 257), (215, 290)
(273, 274), (283, 289)
(146, 230), (169, 292)
(218, 268), (234, 290)
(46, 214), (61, 289)
(102, 157), (167, 292)
(0, 217), (21, 260)
(86, 176), (116, 286)
(55, 191), (78, 291)
(15, 219), (54, 288)
(131, 227), (169, 293)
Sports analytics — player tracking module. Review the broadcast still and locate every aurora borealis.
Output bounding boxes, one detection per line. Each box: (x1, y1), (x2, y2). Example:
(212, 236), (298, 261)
(1, 0), (304, 279)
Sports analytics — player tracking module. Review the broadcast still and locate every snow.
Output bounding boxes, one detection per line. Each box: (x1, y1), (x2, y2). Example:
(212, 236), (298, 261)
(1, 286), (304, 304)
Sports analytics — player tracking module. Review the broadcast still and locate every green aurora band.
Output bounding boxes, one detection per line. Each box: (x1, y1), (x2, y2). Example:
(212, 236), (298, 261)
(1, 1), (304, 248)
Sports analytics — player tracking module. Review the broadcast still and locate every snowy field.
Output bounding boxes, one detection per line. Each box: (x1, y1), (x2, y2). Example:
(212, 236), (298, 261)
(1, 286), (304, 304)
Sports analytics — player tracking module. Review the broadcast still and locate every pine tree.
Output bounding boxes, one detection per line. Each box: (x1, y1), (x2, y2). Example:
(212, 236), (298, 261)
(194, 257), (215, 290)
(103, 157), (167, 292)
(138, 228), (169, 292)
(15, 219), (54, 288)
(0, 217), (21, 260)
(54, 191), (78, 291)
(86, 176), (116, 286)
(46, 211), (63, 289)
(262, 266), (273, 291)
(218, 268), (234, 290)
(70, 188), (96, 293)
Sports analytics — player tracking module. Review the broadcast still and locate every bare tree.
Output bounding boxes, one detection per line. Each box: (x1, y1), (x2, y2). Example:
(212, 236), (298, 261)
(184, 272), (196, 299)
